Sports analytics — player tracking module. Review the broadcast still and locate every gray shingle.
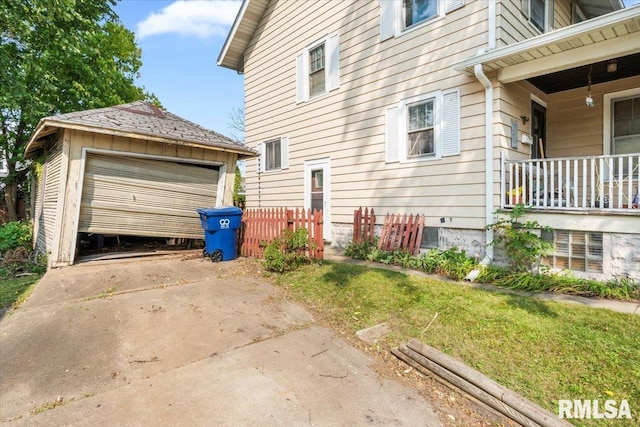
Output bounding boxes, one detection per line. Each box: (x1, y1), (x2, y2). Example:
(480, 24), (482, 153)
(47, 101), (254, 156)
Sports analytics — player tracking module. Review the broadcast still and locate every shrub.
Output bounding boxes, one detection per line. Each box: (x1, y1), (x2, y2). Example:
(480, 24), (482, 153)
(263, 228), (312, 273)
(344, 238), (377, 260)
(0, 221), (33, 252)
(486, 204), (553, 272)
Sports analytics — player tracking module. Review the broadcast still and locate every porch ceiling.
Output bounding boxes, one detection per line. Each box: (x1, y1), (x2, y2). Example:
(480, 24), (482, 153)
(453, 5), (640, 93)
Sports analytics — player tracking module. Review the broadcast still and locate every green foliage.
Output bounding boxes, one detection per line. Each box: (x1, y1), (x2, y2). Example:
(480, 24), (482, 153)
(487, 204), (553, 272)
(275, 262), (640, 427)
(263, 228), (312, 273)
(0, 0), (157, 221)
(232, 166), (245, 208)
(0, 221), (32, 252)
(344, 238), (378, 260)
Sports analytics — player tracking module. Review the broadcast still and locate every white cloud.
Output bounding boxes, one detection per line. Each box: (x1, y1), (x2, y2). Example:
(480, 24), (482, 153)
(136, 0), (241, 39)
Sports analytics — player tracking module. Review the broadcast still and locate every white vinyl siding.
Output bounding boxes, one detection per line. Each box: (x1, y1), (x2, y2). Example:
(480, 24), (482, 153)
(257, 136), (289, 173)
(380, 0), (465, 40)
(34, 138), (63, 257)
(386, 89), (460, 163)
(296, 34), (340, 103)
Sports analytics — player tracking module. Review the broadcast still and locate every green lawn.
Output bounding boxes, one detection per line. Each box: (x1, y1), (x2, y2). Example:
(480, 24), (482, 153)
(0, 274), (42, 310)
(274, 261), (639, 427)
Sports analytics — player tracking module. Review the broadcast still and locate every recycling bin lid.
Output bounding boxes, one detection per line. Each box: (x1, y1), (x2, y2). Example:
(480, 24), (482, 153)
(197, 206), (243, 216)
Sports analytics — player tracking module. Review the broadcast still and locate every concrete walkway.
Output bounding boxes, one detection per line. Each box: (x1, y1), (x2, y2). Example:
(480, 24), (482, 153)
(325, 255), (640, 316)
(0, 254), (443, 426)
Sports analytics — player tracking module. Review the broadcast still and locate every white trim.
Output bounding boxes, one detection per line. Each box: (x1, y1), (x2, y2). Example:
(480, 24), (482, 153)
(530, 94), (547, 108)
(397, 90), (443, 163)
(69, 147), (225, 265)
(452, 6), (640, 73)
(304, 158), (331, 241)
(217, 163), (227, 207)
(394, 0), (446, 38)
(217, 0), (250, 68)
(603, 87), (640, 157)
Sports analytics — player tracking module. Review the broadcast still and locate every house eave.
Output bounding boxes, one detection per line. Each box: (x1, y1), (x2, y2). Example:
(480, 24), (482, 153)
(453, 5), (640, 83)
(217, 0), (270, 72)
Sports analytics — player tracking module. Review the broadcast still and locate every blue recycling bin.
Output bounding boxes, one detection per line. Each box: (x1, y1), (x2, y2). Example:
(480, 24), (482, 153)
(197, 206), (243, 261)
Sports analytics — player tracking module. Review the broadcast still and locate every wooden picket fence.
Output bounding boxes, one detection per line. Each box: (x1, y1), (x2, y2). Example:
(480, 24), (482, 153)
(353, 207), (376, 244)
(240, 208), (324, 259)
(378, 212), (425, 255)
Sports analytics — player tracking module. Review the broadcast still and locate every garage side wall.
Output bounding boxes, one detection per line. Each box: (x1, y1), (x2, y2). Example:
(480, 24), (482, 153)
(53, 130), (237, 267)
(33, 133), (67, 267)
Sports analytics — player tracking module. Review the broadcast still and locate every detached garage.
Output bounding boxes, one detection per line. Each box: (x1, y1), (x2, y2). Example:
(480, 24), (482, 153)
(24, 101), (256, 268)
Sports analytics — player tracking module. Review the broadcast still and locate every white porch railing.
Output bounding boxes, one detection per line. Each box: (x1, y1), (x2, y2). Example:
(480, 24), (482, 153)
(501, 153), (640, 211)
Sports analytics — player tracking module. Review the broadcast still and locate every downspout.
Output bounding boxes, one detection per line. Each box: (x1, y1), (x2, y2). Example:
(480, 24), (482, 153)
(466, 1), (496, 279)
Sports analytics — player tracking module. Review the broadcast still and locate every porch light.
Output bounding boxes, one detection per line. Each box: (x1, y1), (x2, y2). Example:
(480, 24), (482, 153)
(607, 59), (617, 73)
(586, 65), (594, 107)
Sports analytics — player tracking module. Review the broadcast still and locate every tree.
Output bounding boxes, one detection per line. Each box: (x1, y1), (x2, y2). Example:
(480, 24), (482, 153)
(0, 0), (156, 221)
(227, 105), (245, 143)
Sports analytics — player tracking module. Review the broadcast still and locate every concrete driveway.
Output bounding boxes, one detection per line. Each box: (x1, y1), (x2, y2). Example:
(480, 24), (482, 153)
(0, 253), (442, 426)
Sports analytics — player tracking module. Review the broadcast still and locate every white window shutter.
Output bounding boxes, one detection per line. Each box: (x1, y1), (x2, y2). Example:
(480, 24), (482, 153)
(327, 34), (340, 92)
(442, 89), (460, 157)
(385, 106), (399, 163)
(380, 0), (395, 41)
(257, 142), (265, 173)
(445, 0), (465, 13)
(296, 53), (306, 103)
(521, 0), (530, 18)
(280, 136), (289, 169)
(547, 0), (555, 31)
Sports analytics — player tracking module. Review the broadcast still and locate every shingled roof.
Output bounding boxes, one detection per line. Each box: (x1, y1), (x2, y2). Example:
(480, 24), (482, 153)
(25, 101), (256, 159)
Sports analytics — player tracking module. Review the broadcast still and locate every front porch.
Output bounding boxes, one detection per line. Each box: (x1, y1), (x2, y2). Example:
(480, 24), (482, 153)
(502, 153), (640, 212)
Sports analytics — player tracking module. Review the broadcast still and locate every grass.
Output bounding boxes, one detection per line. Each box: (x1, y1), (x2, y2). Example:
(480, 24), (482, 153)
(0, 273), (42, 310)
(274, 261), (640, 427)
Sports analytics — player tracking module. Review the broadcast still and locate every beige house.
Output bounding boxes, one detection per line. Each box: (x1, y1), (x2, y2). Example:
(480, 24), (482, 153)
(25, 101), (256, 267)
(219, 0), (640, 280)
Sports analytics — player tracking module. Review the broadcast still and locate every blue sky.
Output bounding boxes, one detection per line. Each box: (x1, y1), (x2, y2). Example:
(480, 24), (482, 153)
(113, 0), (243, 140)
(112, 0), (640, 142)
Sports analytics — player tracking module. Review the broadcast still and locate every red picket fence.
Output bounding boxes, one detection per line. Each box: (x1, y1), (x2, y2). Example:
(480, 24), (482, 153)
(378, 213), (425, 255)
(240, 208), (324, 259)
(353, 207), (375, 244)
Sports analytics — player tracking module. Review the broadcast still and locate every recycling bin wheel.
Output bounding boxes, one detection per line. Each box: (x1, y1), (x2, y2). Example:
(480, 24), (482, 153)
(202, 248), (208, 258)
(210, 249), (223, 262)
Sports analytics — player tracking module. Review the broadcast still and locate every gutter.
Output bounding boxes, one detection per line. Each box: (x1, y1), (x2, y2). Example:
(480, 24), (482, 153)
(466, 1), (496, 279)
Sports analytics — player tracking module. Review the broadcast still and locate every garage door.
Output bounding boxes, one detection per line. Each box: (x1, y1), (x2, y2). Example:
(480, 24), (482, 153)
(79, 153), (219, 239)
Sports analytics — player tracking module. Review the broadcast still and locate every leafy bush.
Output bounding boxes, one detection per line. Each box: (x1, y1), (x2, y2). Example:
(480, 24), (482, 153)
(486, 204), (553, 272)
(0, 221), (33, 252)
(263, 228), (312, 273)
(343, 238), (377, 260)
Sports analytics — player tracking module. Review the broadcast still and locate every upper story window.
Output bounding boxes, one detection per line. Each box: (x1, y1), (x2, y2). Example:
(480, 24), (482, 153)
(404, 0), (438, 29)
(521, 0), (554, 33)
(380, 0), (464, 41)
(385, 89), (460, 164)
(257, 137), (289, 173)
(296, 35), (340, 103)
(309, 44), (326, 98)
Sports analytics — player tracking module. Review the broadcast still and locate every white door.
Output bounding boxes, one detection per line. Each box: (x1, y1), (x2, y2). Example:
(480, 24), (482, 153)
(304, 158), (331, 241)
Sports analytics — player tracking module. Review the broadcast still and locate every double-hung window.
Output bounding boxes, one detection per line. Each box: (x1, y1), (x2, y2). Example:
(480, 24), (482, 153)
(296, 35), (340, 103)
(380, 0), (464, 41)
(604, 89), (640, 178)
(408, 99), (435, 158)
(521, 0), (554, 33)
(403, 0), (438, 29)
(257, 137), (289, 173)
(385, 89), (460, 164)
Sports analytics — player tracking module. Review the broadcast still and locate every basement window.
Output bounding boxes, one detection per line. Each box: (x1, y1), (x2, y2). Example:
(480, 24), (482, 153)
(420, 227), (439, 249)
(541, 230), (603, 273)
